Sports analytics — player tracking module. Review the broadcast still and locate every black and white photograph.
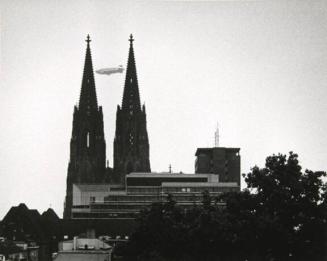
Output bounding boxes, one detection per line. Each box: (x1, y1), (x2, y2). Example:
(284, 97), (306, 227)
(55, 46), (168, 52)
(1, 0), (327, 260)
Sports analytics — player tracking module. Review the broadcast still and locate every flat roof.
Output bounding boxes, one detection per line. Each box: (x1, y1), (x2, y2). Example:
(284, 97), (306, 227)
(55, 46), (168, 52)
(73, 184), (110, 192)
(162, 182), (239, 187)
(195, 147), (240, 156)
(126, 173), (211, 178)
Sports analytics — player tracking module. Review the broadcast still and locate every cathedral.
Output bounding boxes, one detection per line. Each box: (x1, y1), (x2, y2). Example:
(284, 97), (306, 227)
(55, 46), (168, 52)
(63, 35), (151, 219)
(63, 35), (240, 221)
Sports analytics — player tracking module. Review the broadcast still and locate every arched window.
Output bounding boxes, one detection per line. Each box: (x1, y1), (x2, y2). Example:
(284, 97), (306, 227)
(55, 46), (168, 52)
(128, 132), (134, 145)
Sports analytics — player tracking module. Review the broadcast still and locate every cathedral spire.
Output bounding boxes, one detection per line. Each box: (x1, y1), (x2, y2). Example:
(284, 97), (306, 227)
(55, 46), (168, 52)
(79, 34), (98, 112)
(64, 35), (108, 219)
(122, 34), (141, 112)
(114, 34), (151, 182)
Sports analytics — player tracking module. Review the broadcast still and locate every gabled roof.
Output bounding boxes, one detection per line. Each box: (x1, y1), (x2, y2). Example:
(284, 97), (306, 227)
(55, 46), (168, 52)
(1, 203), (48, 243)
(42, 208), (60, 223)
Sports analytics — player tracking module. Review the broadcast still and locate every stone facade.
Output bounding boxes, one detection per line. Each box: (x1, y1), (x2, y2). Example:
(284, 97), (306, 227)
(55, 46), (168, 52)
(113, 35), (151, 183)
(64, 36), (111, 219)
(64, 35), (151, 218)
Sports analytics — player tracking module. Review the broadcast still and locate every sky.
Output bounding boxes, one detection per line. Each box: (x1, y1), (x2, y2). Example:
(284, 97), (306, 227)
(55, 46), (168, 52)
(1, 0), (327, 219)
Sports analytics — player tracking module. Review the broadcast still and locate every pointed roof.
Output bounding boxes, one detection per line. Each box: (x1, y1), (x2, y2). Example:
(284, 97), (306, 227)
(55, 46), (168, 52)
(41, 208), (60, 222)
(122, 34), (141, 112)
(79, 35), (98, 112)
(2, 204), (47, 242)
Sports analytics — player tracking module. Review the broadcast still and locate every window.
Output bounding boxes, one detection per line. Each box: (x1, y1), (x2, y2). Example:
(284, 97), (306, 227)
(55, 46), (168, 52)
(90, 196), (95, 203)
(87, 132), (90, 148)
(129, 133), (134, 145)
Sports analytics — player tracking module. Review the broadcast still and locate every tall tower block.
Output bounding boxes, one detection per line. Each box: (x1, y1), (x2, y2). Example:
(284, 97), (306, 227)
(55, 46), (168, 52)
(64, 35), (107, 219)
(113, 35), (151, 183)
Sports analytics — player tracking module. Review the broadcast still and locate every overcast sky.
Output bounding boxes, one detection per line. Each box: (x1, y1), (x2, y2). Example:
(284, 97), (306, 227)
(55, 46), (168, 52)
(1, 0), (327, 218)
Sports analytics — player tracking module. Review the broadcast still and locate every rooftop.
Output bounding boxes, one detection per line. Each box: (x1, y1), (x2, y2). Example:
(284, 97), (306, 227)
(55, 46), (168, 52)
(195, 147), (240, 156)
(73, 184), (110, 192)
(126, 172), (212, 178)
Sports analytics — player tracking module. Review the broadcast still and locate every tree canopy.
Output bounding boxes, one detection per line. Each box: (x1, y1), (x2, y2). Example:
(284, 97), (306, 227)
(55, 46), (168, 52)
(121, 152), (327, 261)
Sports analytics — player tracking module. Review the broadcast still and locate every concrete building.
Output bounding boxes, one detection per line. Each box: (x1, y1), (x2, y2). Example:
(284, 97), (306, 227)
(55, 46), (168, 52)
(195, 147), (241, 185)
(70, 172), (239, 219)
(53, 237), (112, 261)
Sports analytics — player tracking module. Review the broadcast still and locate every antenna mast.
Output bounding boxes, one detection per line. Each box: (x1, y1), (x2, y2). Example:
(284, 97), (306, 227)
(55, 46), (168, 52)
(214, 122), (219, 147)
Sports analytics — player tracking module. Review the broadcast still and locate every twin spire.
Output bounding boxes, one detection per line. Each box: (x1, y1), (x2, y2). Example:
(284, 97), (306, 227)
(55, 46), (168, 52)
(79, 34), (142, 114)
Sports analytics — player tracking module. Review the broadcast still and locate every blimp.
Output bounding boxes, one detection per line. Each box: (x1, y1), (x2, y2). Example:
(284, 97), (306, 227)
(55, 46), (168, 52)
(96, 65), (124, 75)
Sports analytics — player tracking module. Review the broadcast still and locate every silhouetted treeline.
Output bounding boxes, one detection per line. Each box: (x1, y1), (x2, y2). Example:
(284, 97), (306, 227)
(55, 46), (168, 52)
(119, 152), (327, 261)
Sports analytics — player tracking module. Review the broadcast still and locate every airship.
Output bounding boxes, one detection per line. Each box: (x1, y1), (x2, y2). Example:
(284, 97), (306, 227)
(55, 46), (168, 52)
(96, 65), (124, 76)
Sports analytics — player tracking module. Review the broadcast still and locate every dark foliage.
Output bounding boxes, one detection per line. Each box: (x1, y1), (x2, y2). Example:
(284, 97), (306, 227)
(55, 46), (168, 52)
(122, 152), (327, 261)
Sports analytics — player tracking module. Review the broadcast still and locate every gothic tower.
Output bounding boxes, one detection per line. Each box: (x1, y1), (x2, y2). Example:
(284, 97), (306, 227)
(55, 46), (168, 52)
(113, 35), (151, 183)
(64, 35), (107, 219)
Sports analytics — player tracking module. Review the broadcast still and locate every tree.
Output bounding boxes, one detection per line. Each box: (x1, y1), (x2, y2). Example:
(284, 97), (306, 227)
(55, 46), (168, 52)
(122, 152), (327, 261)
(242, 152), (327, 260)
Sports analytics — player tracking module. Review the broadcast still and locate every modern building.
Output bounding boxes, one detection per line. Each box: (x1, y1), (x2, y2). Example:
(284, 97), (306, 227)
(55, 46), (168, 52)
(53, 237), (112, 261)
(70, 172), (239, 219)
(195, 147), (241, 185)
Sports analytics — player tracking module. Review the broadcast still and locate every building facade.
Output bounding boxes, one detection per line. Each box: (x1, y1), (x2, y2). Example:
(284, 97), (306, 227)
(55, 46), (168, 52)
(64, 35), (152, 218)
(64, 35), (110, 219)
(195, 147), (241, 185)
(70, 172), (239, 220)
(53, 237), (112, 261)
(113, 34), (151, 183)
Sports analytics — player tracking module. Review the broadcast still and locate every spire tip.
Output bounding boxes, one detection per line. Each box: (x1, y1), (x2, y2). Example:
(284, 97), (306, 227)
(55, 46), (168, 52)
(129, 34), (134, 44)
(86, 34), (91, 44)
